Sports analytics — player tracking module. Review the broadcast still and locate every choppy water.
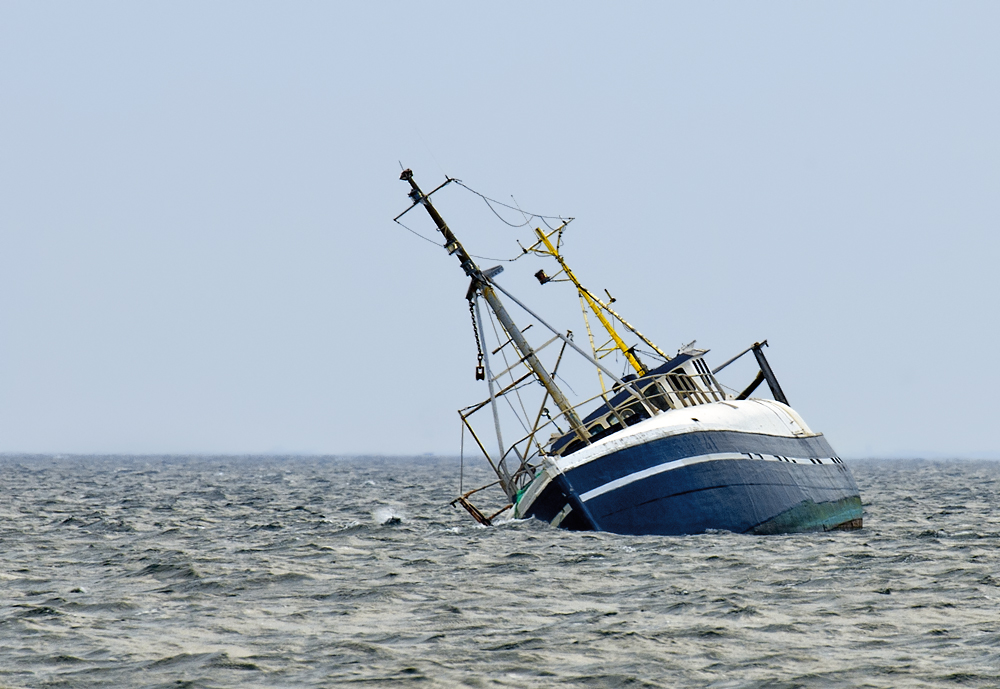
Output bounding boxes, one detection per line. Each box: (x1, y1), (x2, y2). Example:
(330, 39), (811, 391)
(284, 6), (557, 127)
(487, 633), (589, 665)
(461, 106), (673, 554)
(1, 456), (998, 688)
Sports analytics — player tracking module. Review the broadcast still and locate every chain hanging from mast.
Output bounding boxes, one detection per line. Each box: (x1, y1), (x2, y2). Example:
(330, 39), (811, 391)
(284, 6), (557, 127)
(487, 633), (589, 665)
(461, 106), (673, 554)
(469, 299), (485, 381)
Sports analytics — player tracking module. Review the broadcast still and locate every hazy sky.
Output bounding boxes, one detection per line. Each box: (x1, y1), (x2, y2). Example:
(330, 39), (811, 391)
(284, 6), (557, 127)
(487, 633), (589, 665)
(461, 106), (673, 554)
(1, 3), (997, 458)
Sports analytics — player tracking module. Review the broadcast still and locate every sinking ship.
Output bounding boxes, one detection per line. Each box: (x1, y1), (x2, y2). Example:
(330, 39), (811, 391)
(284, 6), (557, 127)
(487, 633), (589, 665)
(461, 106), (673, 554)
(396, 169), (862, 535)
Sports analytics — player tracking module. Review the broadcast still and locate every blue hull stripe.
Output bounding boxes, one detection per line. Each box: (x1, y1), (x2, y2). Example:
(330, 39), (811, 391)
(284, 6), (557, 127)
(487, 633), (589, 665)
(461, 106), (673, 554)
(563, 430), (837, 497)
(577, 451), (840, 502)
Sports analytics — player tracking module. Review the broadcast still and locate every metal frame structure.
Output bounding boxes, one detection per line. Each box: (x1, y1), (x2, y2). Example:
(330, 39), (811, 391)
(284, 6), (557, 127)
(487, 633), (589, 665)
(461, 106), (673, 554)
(397, 169), (793, 526)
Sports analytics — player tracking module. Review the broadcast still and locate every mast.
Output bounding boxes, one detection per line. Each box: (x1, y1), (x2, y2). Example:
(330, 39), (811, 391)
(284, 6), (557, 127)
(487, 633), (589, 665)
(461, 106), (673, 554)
(399, 170), (590, 452)
(534, 228), (647, 375)
(531, 226), (672, 367)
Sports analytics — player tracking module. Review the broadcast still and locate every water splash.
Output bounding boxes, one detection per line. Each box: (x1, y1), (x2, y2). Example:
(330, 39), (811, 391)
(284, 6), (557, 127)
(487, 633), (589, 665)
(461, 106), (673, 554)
(372, 506), (404, 525)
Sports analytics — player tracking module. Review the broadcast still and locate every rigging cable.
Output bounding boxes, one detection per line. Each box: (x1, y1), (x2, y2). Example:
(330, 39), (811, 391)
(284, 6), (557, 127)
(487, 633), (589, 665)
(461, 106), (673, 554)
(396, 179), (571, 261)
(394, 218), (444, 247)
(554, 373), (577, 397)
(469, 251), (522, 263)
(454, 180), (572, 227)
(396, 218), (521, 261)
(396, 217), (522, 262)
(484, 306), (534, 437)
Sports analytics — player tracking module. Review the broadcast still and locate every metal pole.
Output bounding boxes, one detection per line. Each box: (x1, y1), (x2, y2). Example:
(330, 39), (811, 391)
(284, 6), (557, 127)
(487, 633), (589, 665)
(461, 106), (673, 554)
(474, 297), (513, 494)
(534, 228), (647, 375)
(400, 169), (590, 446)
(532, 226), (672, 363)
(479, 284), (590, 444)
(488, 278), (657, 417)
(751, 342), (789, 406)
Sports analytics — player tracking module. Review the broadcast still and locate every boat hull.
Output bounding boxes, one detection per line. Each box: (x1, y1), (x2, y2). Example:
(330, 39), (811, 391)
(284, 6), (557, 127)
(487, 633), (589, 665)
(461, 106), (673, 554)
(516, 419), (863, 536)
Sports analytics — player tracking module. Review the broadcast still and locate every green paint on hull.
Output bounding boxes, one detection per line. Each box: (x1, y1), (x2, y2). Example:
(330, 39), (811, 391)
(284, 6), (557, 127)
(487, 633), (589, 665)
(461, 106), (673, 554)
(750, 495), (864, 535)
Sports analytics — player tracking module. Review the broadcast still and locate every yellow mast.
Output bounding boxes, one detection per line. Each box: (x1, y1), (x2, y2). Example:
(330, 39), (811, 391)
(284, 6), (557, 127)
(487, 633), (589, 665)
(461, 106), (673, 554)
(531, 226), (671, 374)
(578, 292), (608, 395)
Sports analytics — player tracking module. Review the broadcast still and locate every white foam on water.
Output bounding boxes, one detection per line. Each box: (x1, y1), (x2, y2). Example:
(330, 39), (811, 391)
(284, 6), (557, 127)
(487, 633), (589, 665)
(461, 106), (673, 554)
(372, 506), (404, 525)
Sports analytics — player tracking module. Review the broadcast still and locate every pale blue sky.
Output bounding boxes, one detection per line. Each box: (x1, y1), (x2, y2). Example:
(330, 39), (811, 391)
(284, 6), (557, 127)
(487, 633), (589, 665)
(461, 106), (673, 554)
(1, 2), (997, 457)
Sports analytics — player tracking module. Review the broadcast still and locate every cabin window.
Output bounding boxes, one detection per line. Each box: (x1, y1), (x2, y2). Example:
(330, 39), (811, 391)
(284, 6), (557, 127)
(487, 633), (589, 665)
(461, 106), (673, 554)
(642, 382), (672, 411)
(694, 359), (707, 383)
(692, 358), (722, 400)
(617, 403), (649, 425)
(667, 372), (698, 407)
(667, 372), (696, 392)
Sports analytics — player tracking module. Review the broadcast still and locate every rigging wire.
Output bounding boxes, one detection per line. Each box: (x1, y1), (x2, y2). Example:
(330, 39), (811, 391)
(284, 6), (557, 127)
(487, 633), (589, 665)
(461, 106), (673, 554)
(718, 382), (742, 395)
(539, 216), (561, 231)
(396, 178), (573, 261)
(510, 195), (565, 233)
(484, 306), (534, 436)
(475, 196), (531, 227)
(454, 180), (571, 226)
(634, 347), (668, 363)
(469, 251), (522, 263)
(554, 373), (577, 397)
(395, 217), (522, 262)
(511, 194), (530, 227)
(394, 218), (443, 247)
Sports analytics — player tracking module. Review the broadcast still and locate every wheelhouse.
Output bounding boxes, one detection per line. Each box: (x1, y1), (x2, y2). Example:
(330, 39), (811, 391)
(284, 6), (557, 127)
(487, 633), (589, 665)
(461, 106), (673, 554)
(549, 350), (725, 457)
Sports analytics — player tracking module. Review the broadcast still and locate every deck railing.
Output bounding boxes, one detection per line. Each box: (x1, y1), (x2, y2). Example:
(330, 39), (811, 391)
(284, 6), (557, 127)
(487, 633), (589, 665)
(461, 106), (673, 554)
(460, 366), (728, 495)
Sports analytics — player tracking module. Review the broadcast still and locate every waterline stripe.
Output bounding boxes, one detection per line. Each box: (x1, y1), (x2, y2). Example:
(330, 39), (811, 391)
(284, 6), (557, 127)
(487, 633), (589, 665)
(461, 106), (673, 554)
(578, 452), (836, 502)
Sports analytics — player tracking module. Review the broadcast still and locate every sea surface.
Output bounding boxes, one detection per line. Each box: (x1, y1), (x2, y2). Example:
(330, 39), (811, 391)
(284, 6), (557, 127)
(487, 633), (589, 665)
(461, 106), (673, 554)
(1, 456), (998, 688)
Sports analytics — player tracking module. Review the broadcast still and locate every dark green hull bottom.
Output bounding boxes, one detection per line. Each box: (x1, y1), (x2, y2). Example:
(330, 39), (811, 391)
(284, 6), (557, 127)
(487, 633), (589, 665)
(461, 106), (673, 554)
(750, 495), (864, 535)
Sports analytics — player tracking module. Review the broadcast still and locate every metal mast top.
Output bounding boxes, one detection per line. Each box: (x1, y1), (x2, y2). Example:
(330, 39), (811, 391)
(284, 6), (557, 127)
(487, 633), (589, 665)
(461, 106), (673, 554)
(398, 170), (590, 450)
(529, 226), (672, 369)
